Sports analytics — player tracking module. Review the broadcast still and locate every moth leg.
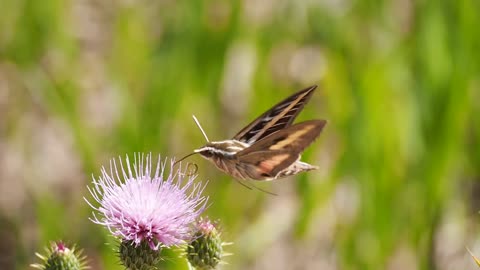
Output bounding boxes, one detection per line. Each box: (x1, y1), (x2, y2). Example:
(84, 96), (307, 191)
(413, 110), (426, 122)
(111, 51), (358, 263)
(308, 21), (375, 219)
(232, 178), (277, 196)
(232, 177), (252, 190)
(250, 182), (277, 196)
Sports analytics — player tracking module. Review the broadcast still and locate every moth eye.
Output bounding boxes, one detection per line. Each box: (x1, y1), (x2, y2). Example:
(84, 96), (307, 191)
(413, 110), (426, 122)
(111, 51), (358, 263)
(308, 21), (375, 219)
(201, 150), (213, 158)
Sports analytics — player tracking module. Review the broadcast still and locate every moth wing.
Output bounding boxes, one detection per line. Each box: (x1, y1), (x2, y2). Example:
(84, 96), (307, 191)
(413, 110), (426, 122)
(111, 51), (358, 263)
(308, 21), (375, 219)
(233, 85), (317, 144)
(236, 120), (327, 179)
(237, 150), (300, 179)
(237, 120), (327, 156)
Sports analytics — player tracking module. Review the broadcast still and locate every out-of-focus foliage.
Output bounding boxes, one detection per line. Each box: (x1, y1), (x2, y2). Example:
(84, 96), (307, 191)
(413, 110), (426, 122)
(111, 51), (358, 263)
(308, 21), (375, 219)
(0, 0), (479, 269)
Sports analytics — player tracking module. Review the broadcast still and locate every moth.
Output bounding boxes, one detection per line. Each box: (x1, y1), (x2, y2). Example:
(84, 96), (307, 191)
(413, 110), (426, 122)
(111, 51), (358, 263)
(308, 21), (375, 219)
(178, 85), (327, 181)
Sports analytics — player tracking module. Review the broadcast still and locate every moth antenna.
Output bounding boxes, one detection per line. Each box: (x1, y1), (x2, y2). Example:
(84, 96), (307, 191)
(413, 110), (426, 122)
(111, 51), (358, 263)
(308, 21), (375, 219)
(192, 115), (210, 142)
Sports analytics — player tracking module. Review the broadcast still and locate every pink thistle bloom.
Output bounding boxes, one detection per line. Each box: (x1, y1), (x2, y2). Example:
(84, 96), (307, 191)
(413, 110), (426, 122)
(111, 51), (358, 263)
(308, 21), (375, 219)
(86, 153), (208, 250)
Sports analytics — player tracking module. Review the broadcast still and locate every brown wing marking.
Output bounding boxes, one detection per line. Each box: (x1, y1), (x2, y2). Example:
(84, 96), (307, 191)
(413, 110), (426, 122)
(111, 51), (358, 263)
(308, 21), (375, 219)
(238, 150), (299, 179)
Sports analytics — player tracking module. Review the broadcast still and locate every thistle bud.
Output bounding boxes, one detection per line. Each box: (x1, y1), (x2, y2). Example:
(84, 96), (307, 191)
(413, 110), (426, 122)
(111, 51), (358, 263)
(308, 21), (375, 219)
(186, 218), (226, 270)
(119, 240), (162, 270)
(31, 241), (87, 270)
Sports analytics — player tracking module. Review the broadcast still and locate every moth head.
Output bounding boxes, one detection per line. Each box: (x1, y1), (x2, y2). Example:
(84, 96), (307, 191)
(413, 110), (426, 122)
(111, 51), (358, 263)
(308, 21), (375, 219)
(194, 144), (216, 159)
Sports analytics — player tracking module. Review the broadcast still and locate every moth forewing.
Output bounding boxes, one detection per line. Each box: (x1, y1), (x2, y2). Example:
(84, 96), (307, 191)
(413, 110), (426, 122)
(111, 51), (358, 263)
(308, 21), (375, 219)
(236, 120), (327, 156)
(233, 85), (318, 144)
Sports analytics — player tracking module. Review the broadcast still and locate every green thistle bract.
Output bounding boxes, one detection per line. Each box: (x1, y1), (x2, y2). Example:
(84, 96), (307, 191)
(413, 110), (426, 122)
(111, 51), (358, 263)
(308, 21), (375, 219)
(119, 240), (162, 270)
(186, 218), (224, 270)
(31, 242), (88, 270)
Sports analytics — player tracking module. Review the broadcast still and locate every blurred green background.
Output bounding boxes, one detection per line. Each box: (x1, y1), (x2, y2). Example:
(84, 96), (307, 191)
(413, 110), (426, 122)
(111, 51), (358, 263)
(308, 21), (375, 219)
(1, 0), (480, 269)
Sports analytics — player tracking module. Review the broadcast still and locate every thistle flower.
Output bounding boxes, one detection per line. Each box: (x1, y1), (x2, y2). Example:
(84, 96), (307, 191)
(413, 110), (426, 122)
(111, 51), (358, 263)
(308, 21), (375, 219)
(186, 218), (230, 270)
(31, 241), (88, 270)
(85, 154), (208, 251)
